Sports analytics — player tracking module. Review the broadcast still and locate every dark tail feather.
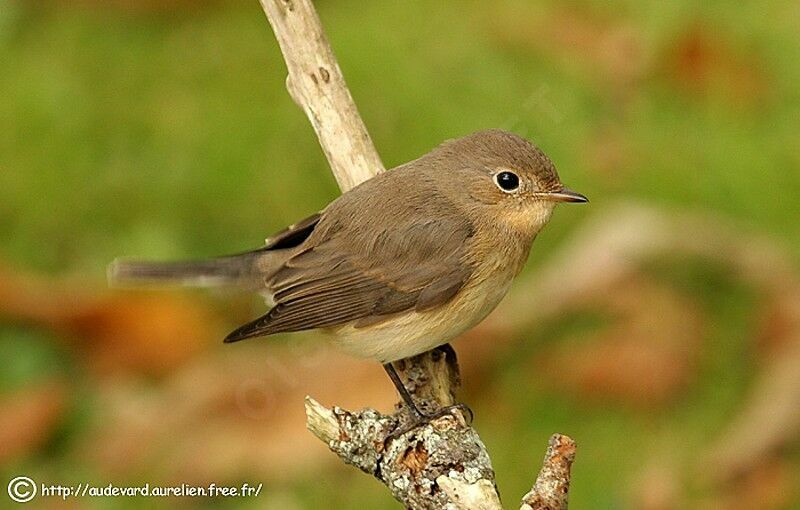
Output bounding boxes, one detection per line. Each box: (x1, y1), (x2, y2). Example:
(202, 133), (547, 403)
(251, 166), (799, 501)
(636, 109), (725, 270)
(108, 250), (264, 288)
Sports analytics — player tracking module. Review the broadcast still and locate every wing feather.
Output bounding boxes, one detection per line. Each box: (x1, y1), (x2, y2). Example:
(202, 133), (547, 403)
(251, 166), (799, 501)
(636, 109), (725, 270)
(225, 179), (476, 343)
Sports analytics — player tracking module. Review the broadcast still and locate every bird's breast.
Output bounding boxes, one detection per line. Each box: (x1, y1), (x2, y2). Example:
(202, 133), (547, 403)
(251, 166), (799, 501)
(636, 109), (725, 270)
(329, 265), (514, 362)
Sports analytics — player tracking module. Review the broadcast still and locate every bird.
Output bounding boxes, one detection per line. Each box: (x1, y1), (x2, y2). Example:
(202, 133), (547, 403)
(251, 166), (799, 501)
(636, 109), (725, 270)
(109, 129), (587, 427)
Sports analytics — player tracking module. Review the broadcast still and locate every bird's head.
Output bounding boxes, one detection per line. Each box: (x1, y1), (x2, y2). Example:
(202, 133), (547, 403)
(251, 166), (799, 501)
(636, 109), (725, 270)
(427, 129), (588, 238)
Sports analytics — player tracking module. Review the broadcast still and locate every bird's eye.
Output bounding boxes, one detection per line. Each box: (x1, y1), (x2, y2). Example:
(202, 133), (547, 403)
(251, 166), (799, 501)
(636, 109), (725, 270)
(494, 171), (520, 193)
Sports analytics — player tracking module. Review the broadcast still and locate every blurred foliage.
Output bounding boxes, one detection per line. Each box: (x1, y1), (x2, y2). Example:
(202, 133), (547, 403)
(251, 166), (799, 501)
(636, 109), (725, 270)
(1, 0), (799, 508)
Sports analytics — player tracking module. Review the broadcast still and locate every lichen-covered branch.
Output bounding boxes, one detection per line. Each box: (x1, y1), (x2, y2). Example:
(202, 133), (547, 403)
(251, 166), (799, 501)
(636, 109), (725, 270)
(521, 434), (577, 510)
(305, 348), (502, 509)
(307, 394), (503, 508)
(305, 348), (576, 509)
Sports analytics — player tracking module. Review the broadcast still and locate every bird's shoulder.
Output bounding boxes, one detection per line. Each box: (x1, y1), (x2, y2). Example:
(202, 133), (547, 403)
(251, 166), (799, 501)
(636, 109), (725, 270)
(307, 166), (470, 254)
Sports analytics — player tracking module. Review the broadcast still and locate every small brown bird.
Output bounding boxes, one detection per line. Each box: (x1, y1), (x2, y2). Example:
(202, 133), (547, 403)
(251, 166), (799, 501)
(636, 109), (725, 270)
(110, 130), (587, 423)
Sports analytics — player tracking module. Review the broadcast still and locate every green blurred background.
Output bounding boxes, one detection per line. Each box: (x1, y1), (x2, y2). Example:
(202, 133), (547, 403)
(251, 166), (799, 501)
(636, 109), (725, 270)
(1, 0), (799, 508)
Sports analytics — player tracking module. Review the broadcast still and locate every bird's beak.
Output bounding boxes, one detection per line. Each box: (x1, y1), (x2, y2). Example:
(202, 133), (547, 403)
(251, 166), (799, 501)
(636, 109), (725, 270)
(545, 187), (589, 203)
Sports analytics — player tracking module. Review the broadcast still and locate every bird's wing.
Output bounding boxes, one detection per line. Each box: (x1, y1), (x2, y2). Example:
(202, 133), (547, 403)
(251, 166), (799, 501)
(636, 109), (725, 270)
(263, 212), (322, 250)
(224, 207), (475, 342)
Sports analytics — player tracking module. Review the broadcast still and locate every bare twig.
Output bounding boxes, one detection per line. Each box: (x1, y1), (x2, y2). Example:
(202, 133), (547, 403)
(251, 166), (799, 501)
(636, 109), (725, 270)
(257, 0), (576, 507)
(258, 0), (384, 191)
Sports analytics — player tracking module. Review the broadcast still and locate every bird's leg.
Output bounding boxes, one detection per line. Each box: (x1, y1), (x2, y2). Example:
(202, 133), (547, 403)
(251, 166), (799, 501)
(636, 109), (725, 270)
(382, 355), (473, 442)
(383, 362), (426, 420)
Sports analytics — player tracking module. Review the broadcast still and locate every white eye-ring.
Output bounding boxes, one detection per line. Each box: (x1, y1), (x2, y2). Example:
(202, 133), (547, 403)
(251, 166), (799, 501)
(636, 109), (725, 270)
(494, 170), (520, 193)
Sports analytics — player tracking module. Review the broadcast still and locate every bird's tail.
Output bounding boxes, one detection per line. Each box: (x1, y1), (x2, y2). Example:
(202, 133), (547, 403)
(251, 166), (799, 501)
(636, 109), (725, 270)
(108, 250), (266, 288)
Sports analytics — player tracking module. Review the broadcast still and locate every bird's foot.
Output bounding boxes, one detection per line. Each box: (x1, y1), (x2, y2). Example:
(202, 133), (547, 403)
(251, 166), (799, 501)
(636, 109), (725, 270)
(384, 402), (473, 445)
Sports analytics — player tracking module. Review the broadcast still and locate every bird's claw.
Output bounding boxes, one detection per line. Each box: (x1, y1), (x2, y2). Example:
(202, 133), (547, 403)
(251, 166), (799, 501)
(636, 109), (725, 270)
(383, 402), (474, 446)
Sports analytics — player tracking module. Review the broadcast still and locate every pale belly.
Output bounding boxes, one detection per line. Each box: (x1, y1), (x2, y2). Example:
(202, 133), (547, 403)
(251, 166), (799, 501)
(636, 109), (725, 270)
(329, 272), (513, 363)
